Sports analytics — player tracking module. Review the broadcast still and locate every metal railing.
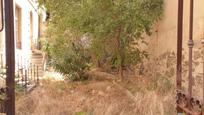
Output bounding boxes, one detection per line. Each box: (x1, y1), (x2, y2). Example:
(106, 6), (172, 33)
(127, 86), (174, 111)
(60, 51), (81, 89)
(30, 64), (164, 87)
(0, 88), (7, 113)
(0, 53), (6, 113)
(15, 54), (40, 89)
(0, 53), (40, 113)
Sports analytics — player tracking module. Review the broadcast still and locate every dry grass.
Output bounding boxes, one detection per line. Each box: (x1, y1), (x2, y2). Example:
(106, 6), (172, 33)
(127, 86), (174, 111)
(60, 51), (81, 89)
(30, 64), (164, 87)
(0, 77), (5, 88)
(16, 71), (175, 115)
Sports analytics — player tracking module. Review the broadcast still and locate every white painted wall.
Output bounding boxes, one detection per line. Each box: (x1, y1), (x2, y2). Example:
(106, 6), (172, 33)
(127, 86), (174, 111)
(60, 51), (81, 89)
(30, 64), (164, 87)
(15, 0), (39, 67)
(0, 0), (42, 68)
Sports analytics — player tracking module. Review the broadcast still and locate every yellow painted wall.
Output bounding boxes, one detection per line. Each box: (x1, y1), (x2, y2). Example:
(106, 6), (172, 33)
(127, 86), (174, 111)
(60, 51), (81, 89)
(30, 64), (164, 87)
(144, 0), (204, 97)
(147, 0), (204, 56)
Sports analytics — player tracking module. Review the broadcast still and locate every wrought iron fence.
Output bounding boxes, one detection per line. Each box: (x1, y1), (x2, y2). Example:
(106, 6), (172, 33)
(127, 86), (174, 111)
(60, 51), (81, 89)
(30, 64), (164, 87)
(0, 88), (6, 113)
(0, 53), (40, 113)
(15, 54), (40, 91)
(0, 53), (6, 113)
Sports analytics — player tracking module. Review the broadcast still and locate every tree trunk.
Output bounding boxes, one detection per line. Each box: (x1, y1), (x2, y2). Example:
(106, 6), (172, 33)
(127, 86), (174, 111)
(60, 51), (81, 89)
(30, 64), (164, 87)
(115, 27), (123, 79)
(119, 62), (123, 78)
(97, 59), (101, 68)
(92, 53), (101, 68)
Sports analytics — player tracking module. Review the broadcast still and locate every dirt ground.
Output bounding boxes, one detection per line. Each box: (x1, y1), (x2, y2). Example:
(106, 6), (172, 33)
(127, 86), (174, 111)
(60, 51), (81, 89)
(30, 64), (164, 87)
(16, 71), (175, 115)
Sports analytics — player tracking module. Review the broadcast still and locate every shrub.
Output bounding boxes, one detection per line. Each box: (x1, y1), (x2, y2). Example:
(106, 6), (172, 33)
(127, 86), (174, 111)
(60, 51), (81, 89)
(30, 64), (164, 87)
(50, 37), (91, 81)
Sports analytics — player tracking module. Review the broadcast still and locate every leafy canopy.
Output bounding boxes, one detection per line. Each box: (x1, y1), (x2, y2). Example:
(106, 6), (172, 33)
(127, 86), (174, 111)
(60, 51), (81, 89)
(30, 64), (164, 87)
(40, 0), (163, 77)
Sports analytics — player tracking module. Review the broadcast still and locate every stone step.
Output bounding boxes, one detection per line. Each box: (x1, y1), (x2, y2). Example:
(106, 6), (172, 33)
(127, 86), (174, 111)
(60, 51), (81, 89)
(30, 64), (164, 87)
(29, 52), (44, 78)
(31, 56), (43, 58)
(16, 81), (29, 85)
(30, 63), (43, 66)
(31, 61), (43, 63)
(31, 59), (43, 61)
(31, 55), (43, 58)
(30, 61), (43, 63)
(29, 64), (43, 67)
(26, 84), (37, 92)
(31, 60), (43, 63)
(30, 63), (43, 65)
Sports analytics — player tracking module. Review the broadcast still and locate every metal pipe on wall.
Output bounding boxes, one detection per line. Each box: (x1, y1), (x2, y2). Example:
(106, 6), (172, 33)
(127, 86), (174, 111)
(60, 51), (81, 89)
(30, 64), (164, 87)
(177, 0), (184, 112)
(188, 0), (194, 112)
(177, 0), (184, 90)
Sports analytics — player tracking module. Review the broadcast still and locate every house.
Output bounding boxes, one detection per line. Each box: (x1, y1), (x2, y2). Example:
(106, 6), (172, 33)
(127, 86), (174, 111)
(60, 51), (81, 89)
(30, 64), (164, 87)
(0, 0), (46, 85)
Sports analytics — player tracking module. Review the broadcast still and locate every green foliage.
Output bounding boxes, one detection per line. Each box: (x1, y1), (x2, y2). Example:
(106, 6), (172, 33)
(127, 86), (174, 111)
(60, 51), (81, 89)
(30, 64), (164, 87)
(0, 93), (6, 102)
(40, 0), (163, 76)
(157, 76), (172, 93)
(147, 73), (173, 95)
(75, 111), (93, 115)
(50, 36), (91, 81)
(75, 112), (85, 115)
(15, 84), (25, 92)
(0, 68), (6, 78)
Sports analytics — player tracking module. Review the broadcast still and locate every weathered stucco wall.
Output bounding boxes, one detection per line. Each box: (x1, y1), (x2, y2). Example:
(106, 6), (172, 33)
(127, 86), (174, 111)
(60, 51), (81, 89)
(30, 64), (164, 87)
(144, 0), (204, 96)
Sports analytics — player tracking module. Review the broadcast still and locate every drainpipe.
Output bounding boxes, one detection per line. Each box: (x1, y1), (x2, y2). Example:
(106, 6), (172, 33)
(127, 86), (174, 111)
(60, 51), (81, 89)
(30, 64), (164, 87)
(188, 0), (194, 112)
(177, 0), (184, 91)
(0, 0), (4, 32)
(177, 1), (184, 113)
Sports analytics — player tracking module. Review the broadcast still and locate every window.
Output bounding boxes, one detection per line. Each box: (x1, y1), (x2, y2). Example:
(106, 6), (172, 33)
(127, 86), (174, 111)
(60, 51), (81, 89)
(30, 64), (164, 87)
(30, 11), (33, 49)
(15, 5), (22, 49)
(0, 32), (2, 50)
